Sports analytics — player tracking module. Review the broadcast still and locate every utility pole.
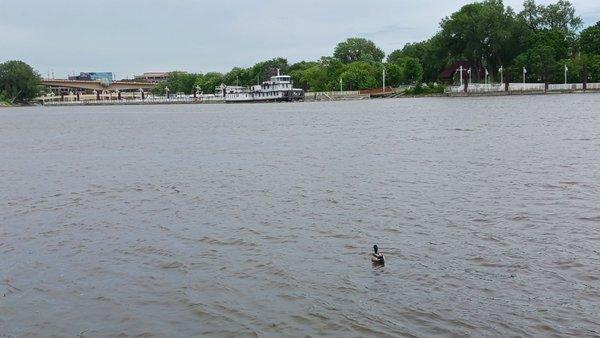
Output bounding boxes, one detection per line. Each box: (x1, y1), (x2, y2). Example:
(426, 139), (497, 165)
(382, 67), (386, 93)
(499, 66), (503, 85)
(468, 68), (472, 85)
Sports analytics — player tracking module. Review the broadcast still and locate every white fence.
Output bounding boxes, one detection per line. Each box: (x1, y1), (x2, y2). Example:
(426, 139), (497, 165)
(446, 83), (600, 94)
(306, 91), (361, 96)
(44, 97), (196, 106)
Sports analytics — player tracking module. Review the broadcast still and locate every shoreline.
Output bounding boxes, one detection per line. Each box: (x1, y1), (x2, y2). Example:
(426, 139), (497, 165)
(446, 89), (600, 97)
(5, 89), (598, 108)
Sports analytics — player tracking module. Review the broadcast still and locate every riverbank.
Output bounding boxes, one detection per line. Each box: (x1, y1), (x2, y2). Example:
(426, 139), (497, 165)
(447, 88), (600, 97)
(23, 88), (600, 107)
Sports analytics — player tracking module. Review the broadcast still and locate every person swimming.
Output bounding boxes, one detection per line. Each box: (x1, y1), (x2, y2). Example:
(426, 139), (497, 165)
(371, 245), (385, 264)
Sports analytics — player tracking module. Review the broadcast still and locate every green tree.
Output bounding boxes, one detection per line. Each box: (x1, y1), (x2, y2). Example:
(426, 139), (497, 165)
(387, 42), (427, 65)
(301, 65), (330, 91)
(588, 55), (600, 82)
(195, 72), (223, 94)
(250, 58), (289, 82)
(152, 72), (198, 94)
(223, 67), (251, 86)
(402, 57), (424, 84)
(529, 29), (570, 60)
(513, 45), (556, 83)
(384, 63), (403, 87)
(340, 61), (379, 90)
(580, 21), (600, 55)
(519, 0), (581, 36)
(0, 60), (41, 103)
(333, 38), (385, 64)
(542, 0), (582, 35)
(520, 0), (543, 31)
(289, 61), (318, 73)
(440, 0), (527, 80)
(318, 57), (346, 90)
(289, 61), (319, 91)
(552, 57), (582, 83)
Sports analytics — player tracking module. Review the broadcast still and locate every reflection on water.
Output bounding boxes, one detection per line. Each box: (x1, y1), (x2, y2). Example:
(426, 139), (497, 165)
(1, 95), (600, 337)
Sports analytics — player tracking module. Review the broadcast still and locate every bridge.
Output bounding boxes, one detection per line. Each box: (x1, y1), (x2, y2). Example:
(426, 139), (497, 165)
(40, 79), (157, 103)
(41, 79), (155, 91)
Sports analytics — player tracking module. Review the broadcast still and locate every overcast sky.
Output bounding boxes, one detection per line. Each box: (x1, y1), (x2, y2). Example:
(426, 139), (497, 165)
(1, 0), (598, 79)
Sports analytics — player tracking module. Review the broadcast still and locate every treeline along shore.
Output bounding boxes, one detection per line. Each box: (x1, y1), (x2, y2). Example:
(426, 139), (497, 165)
(2, 0), (600, 105)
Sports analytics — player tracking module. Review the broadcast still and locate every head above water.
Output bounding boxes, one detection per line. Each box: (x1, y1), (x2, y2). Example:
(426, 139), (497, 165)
(373, 245), (378, 253)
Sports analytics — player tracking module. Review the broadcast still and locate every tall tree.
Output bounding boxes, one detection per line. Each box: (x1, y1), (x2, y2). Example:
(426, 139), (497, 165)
(340, 61), (379, 90)
(333, 38), (385, 64)
(402, 58), (424, 84)
(519, 0), (582, 36)
(439, 0), (526, 79)
(384, 63), (403, 87)
(250, 57), (289, 83)
(388, 34), (449, 83)
(580, 21), (600, 55)
(195, 72), (223, 94)
(543, 0), (582, 35)
(299, 65), (330, 91)
(0, 60), (41, 103)
(520, 0), (543, 31)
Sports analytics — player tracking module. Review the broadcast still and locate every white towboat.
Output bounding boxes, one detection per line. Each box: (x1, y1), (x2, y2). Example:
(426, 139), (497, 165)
(215, 70), (304, 103)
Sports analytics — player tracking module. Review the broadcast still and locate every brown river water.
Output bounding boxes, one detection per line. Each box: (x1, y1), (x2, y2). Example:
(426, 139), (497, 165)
(1, 95), (600, 337)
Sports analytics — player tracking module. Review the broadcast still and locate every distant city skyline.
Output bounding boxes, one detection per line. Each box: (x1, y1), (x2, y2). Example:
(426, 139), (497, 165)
(2, 0), (599, 79)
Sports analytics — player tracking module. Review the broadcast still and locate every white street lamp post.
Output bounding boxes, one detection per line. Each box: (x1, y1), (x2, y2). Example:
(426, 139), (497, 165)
(458, 66), (463, 87)
(522, 67), (527, 84)
(382, 67), (386, 93)
(499, 66), (503, 85)
(564, 64), (568, 85)
(485, 68), (489, 85)
(467, 67), (472, 85)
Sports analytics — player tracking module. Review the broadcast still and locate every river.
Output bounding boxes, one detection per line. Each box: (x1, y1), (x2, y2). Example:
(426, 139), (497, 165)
(1, 95), (600, 337)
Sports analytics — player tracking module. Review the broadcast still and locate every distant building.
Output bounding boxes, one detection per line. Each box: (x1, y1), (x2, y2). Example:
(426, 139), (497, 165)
(134, 72), (172, 84)
(69, 72), (114, 84)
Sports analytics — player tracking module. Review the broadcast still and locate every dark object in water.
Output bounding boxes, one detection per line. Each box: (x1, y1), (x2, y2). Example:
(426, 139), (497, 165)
(371, 245), (385, 264)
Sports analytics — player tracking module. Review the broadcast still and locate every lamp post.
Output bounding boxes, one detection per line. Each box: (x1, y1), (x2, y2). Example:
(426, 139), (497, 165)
(458, 66), (463, 87)
(382, 66), (386, 93)
(165, 86), (170, 100)
(339, 77), (343, 94)
(564, 64), (568, 85)
(499, 66), (503, 85)
(467, 67), (472, 85)
(522, 67), (527, 84)
(485, 68), (489, 85)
